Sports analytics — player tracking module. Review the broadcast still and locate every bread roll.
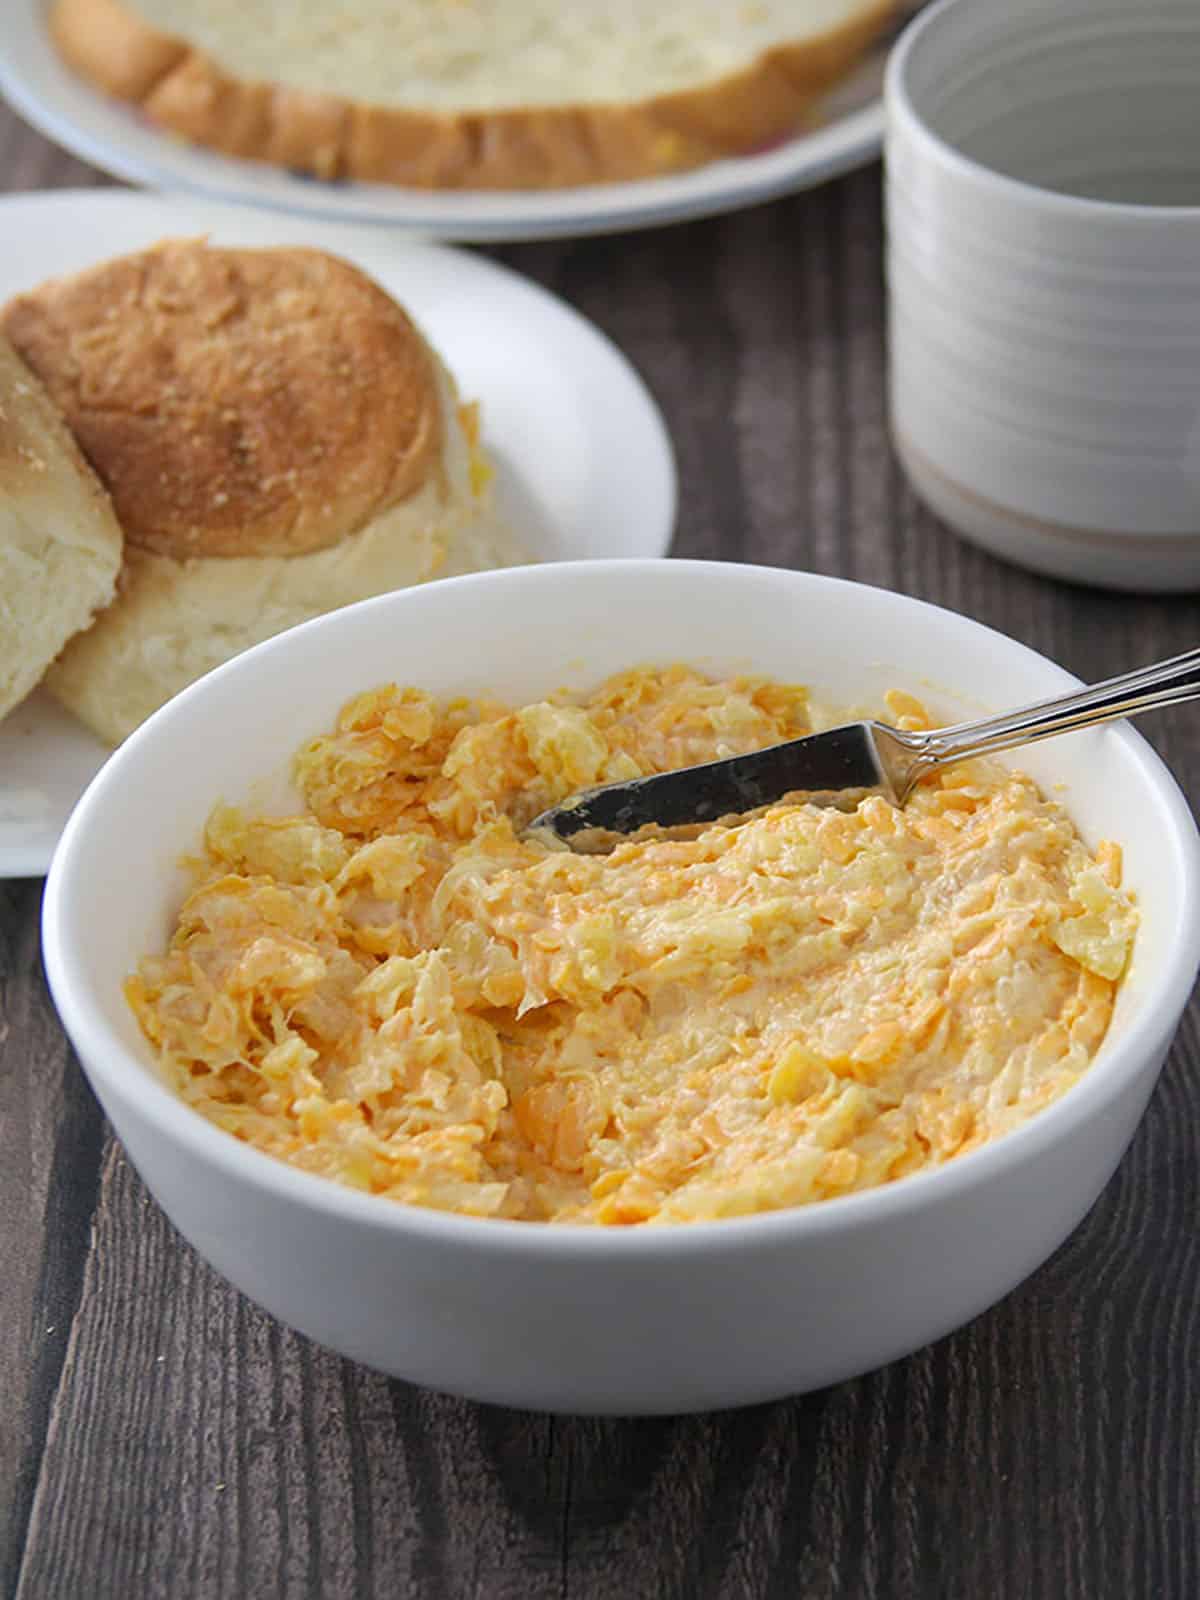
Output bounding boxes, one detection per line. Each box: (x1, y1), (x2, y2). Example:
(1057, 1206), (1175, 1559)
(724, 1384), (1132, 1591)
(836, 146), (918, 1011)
(50, 0), (898, 189)
(0, 335), (122, 724)
(2, 240), (518, 745)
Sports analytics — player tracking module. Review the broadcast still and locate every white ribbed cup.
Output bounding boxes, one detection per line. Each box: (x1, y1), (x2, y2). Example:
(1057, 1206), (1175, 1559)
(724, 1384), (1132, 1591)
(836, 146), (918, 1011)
(886, 0), (1200, 590)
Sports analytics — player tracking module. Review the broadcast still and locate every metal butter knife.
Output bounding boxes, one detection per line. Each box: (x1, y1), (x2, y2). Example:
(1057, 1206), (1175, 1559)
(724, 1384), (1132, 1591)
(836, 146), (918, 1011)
(528, 646), (1200, 852)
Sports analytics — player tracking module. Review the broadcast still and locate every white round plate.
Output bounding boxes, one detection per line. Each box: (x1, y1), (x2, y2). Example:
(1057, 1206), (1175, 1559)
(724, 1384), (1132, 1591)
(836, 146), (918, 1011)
(0, 190), (676, 878)
(0, 0), (899, 241)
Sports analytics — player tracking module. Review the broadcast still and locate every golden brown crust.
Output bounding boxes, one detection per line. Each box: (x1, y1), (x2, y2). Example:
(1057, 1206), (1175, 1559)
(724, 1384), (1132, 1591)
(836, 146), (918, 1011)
(50, 0), (185, 102)
(2, 240), (443, 561)
(49, 0), (898, 190)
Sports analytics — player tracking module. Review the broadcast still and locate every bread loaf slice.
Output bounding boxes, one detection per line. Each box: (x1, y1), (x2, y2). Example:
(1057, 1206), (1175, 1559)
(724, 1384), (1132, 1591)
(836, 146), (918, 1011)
(50, 0), (898, 189)
(0, 335), (122, 724)
(3, 240), (519, 745)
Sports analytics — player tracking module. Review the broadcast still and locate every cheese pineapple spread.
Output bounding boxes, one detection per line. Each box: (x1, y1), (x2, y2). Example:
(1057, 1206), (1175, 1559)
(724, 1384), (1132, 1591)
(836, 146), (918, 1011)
(128, 667), (1137, 1225)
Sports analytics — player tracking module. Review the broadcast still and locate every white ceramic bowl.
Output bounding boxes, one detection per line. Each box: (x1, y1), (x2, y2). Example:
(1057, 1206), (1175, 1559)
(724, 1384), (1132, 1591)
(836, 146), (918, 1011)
(43, 562), (1200, 1414)
(886, 0), (1200, 591)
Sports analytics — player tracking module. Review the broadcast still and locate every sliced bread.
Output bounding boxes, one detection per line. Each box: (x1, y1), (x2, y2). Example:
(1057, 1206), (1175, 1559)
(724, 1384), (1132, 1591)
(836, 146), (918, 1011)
(50, 0), (898, 189)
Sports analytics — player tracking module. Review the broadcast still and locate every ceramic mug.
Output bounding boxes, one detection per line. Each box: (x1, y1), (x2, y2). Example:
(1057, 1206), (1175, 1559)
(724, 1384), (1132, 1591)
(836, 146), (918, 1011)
(886, 0), (1200, 591)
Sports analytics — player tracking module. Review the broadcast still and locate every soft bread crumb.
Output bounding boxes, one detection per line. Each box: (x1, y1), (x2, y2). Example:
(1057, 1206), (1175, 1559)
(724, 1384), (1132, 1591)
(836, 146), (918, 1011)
(0, 334), (122, 723)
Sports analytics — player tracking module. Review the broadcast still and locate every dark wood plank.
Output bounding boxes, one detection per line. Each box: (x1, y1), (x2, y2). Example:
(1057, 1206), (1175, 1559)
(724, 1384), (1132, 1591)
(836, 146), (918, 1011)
(0, 110), (113, 194)
(3, 100), (1200, 1600)
(14, 1141), (570, 1600)
(0, 881), (105, 1599)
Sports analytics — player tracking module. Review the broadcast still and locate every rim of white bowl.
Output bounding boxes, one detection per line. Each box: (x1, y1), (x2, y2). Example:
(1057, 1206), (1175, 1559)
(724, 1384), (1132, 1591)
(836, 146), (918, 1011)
(887, 0), (1200, 224)
(42, 561), (1200, 1258)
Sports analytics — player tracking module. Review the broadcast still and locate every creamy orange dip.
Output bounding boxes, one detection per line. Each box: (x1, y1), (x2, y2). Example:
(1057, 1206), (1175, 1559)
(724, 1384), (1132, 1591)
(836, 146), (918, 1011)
(128, 667), (1136, 1224)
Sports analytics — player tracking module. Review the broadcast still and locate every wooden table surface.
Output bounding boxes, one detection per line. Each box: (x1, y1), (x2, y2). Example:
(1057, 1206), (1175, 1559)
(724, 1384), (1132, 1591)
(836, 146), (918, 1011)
(3, 101), (1200, 1600)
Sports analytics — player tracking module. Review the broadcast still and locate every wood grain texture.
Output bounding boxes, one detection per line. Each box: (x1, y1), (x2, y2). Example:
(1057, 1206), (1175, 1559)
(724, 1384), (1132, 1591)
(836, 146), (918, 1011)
(2, 102), (1200, 1600)
(0, 879), (106, 1600)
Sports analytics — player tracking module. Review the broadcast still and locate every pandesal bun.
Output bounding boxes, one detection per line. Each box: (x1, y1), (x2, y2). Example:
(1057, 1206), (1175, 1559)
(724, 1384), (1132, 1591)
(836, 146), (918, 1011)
(3, 240), (518, 745)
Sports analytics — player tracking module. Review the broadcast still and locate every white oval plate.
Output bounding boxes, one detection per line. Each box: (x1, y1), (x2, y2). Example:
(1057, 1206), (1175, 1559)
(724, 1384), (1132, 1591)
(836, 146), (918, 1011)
(0, 190), (677, 877)
(0, 0), (899, 241)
